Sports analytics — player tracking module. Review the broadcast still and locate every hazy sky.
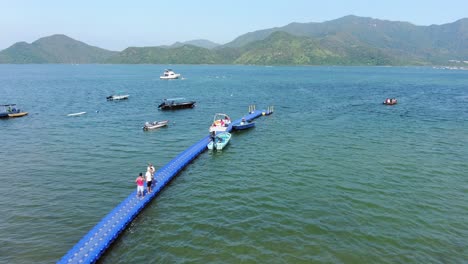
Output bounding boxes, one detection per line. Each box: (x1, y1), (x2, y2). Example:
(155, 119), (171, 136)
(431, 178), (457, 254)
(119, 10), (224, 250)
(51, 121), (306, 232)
(1, 0), (467, 51)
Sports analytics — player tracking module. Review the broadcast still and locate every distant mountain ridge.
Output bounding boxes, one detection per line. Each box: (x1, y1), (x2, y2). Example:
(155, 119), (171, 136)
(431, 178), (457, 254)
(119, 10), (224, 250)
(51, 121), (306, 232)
(224, 15), (468, 64)
(233, 31), (396, 65)
(1, 16), (467, 65)
(0, 34), (117, 63)
(170, 39), (220, 49)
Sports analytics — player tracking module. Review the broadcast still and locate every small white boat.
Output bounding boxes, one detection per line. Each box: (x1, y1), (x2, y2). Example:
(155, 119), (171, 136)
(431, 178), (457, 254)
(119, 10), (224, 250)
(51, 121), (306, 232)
(67, 112), (86, 117)
(160, 69), (181, 80)
(209, 113), (231, 133)
(107, 94), (129, 101)
(207, 132), (231, 150)
(383, 98), (397, 105)
(143, 120), (169, 131)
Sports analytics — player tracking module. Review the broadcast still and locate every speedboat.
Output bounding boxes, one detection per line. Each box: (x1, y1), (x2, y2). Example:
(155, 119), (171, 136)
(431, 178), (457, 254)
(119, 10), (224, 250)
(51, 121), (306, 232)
(158, 98), (195, 110)
(383, 98), (397, 105)
(160, 69), (181, 80)
(107, 94), (129, 101)
(0, 104), (28, 118)
(232, 119), (255, 130)
(209, 113), (231, 133)
(143, 120), (169, 131)
(207, 132), (231, 150)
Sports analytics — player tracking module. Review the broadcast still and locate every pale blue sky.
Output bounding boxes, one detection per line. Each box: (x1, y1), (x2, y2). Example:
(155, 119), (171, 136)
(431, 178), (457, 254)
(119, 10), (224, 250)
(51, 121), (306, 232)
(1, 0), (467, 51)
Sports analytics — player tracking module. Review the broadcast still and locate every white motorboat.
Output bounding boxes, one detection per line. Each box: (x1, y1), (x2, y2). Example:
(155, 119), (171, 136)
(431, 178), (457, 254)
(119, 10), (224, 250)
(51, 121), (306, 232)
(143, 120), (169, 131)
(209, 113), (231, 133)
(160, 69), (181, 80)
(107, 94), (129, 101)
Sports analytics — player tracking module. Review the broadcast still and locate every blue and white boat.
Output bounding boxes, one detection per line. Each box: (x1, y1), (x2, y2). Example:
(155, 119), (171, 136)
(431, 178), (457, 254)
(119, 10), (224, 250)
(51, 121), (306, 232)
(232, 118), (255, 130)
(207, 132), (231, 150)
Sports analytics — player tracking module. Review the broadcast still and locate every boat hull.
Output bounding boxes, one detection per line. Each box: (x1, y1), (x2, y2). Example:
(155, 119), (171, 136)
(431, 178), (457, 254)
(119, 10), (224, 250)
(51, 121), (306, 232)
(107, 95), (129, 101)
(232, 122), (255, 130)
(209, 126), (229, 133)
(158, 101), (195, 110)
(160, 75), (180, 80)
(8, 112), (28, 118)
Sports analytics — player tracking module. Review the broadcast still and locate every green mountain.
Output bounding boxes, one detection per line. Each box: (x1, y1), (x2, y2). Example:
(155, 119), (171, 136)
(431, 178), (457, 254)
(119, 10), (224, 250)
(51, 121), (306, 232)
(0, 34), (117, 63)
(1, 16), (467, 65)
(225, 15), (468, 64)
(106, 45), (222, 64)
(234, 31), (395, 65)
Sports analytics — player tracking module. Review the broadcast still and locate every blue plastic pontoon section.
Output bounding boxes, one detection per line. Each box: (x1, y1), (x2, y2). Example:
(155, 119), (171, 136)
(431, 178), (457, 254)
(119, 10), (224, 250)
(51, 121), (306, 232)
(58, 110), (265, 264)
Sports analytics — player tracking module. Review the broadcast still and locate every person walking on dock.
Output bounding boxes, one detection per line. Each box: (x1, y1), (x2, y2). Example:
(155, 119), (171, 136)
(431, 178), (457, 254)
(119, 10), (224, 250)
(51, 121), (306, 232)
(135, 173), (145, 198)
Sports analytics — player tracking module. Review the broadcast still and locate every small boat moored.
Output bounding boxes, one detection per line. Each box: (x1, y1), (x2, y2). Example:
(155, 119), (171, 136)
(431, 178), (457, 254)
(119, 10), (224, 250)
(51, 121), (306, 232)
(209, 113), (231, 133)
(158, 98), (196, 110)
(208, 132), (232, 150)
(232, 118), (255, 130)
(160, 69), (181, 80)
(107, 94), (129, 101)
(383, 98), (397, 105)
(143, 120), (169, 131)
(67, 112), (87, 117)
(0, 104), (28, 118)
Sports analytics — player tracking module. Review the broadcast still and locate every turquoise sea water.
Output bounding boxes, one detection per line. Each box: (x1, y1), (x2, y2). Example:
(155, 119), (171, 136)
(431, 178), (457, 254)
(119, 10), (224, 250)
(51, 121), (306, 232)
(0, 65), (467, 263)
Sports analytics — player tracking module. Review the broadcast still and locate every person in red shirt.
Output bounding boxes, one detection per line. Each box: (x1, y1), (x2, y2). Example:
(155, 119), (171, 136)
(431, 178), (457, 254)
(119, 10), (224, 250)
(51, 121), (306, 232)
(135, 173), (145, 198)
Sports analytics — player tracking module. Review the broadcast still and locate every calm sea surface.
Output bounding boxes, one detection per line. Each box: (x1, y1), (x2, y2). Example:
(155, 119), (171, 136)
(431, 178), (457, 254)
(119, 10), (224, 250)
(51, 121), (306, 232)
(0, 65), (467, 263)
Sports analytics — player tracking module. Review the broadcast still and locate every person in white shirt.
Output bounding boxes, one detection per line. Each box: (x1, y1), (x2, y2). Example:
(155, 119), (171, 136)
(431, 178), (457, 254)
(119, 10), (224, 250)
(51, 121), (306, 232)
(148, 163), (155, 178)
(145, 170), (153, 193)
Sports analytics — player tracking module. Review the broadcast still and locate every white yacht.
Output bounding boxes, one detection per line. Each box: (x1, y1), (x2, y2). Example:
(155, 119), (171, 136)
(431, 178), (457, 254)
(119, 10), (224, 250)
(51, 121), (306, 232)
(160, 69), (181, 80)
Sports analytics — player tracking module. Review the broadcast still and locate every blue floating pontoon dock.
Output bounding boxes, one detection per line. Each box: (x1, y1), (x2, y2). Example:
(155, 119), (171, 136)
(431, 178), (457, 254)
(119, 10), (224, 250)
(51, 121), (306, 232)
(58, 109), (271, 264)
